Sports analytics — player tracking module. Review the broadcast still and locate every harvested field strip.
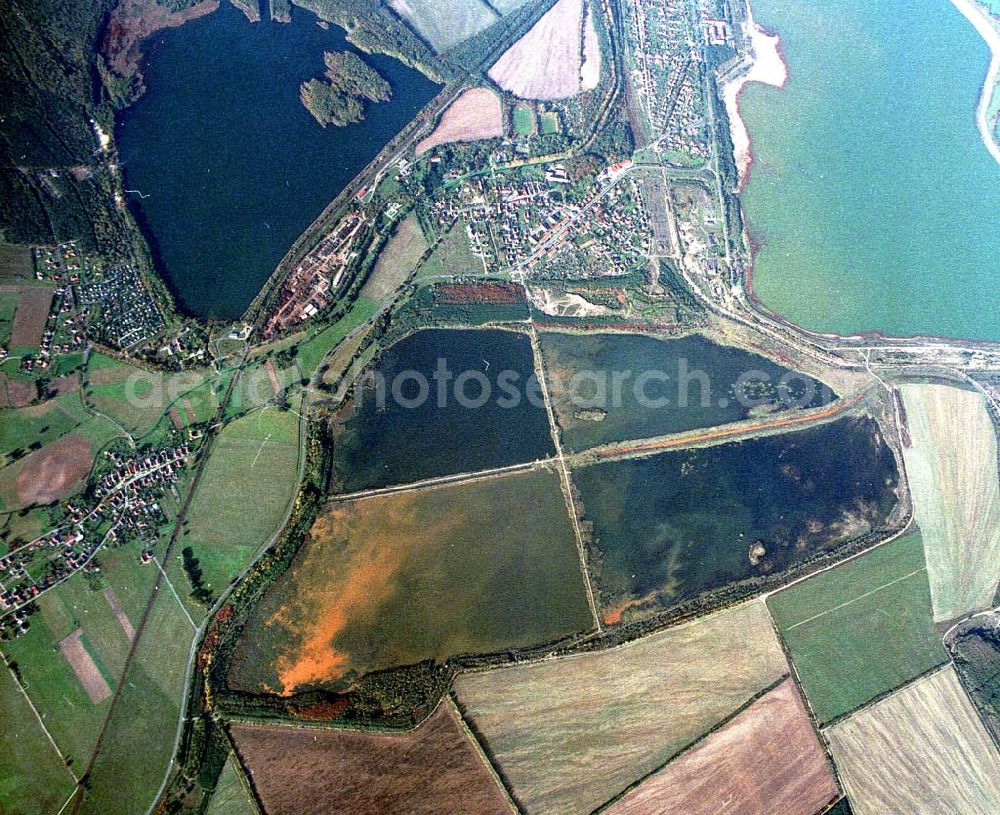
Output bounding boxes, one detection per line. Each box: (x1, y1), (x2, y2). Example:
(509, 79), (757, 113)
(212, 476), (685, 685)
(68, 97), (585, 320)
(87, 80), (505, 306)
(103, 588), (136, 641)
(230, 701), (513, 815)
(599, 679), (839, 815)
(59, 630), (112, 705)
(489, 0), (586, 100)
(899, 382), (1000, 621)
(454, 602), (788, 815)
(416, 88), (504, 155)
(827, 667), (1000, 815)
(768, 532), (949, 725)
(11, 432), (92, 508)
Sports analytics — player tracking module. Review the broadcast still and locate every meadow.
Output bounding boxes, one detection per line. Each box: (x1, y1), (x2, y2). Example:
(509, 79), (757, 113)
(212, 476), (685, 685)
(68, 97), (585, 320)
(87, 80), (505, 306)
(573, 416), (899, 622)
(827, 667), (1000, 814)
(0, 663), (76, 815)
(413, 220), (485, 279)
(230, 701), (512, 815)
(205, 754), (260, 815)
(228, 468), (591, 694)
(899, 382), (1000, 621)
(602, 680), (838, 815)
(293, 297), (379, 380)
(329, 329), (553, 493)
(178, 409), (300, 599)
(453, 602), (788, 814)
(768, 532), (948, 724)
(538, 331), (831, 452)
(78, 585), (196, 815)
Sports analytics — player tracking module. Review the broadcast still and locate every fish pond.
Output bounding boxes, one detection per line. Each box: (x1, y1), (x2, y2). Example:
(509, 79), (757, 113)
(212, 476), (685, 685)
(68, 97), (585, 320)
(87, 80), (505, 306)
(572, 415), (900, 623)
(227, 469), (592, 694)
(539, 331), (833, 451)
(329, 328), (554, 493)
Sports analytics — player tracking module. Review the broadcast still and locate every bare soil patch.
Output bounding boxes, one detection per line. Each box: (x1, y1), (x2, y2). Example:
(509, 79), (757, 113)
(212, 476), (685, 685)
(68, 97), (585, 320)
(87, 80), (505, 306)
(0, 375), (35, 408)
(416, 88), (504, 155)
(231, 701), (511, 815)
(488, 0), (586, 100)
(14, 434), (93, 507)
(605, 680), (838, 815)
(9, 286), (52, 348)
(103, 588), (136, 641)
(59, 630), (112, 705)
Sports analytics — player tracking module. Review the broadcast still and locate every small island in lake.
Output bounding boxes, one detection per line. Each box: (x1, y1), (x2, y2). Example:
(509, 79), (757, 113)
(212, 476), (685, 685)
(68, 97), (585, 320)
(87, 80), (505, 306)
(300, 50), (392, 128)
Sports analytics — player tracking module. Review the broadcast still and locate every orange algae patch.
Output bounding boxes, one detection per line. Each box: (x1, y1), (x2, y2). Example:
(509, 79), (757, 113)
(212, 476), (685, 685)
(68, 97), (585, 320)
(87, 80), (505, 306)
(269, 505), (404, 693)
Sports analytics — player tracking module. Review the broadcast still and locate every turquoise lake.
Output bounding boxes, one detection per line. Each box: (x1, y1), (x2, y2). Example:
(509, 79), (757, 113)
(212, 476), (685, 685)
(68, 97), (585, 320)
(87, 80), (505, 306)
(116, 3), (438, 319)
(740, 0), (1000, 341)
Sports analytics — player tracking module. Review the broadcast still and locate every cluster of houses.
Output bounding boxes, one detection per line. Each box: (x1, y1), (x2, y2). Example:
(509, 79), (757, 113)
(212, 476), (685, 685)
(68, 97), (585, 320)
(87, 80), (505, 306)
(263, 209), (367, 339)
(33, 241), (86, 283)
(625, 0), (700, 140)
(660, 64), (711, 163)
(534, 179), (654, 279)
(20, 285), (88, 375)
(429, 161), (652, 282)
(76, 264), (165, 349)
(0, 443), (190, 630)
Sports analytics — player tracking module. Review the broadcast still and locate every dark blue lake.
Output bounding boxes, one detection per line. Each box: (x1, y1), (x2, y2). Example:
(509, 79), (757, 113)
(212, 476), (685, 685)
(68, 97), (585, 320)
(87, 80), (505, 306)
(116, 3), (439, 319)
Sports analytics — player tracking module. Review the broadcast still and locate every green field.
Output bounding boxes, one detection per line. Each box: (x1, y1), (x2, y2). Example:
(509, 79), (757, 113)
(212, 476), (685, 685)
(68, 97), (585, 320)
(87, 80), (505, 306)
(84, 353), (230, 438)
(539, 110), (560, 135)
(0, 663), (76, 815)
(768, 532), (948, 724)
(177, 409), (300, 606)
(415, 220), (485, 280)
(228, 468), (593, 694)
(0, 394), (88, 459)
(513, 105), (537, 136)
(294, 297), (379, 380)
(78, 586), (196, 815)
(205, 753), (259, 815)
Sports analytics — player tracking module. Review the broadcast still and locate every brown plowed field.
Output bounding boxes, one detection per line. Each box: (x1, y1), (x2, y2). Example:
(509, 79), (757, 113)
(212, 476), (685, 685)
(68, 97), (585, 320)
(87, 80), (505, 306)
(416, 88), (504, 155)
(14, 433), (92, 506)
(230, 702), (512, 815)
(604, 680), (839, 815)
(8, 286), (52, 348)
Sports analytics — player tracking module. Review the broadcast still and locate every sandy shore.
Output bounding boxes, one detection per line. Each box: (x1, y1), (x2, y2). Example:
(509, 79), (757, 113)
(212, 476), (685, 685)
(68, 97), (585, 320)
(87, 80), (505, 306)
(722, 9), (789, 186)
(950, 0), (1000, 166)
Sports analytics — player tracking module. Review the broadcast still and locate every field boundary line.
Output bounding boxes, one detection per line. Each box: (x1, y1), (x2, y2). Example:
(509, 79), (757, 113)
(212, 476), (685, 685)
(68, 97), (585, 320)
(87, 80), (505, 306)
(784, 567), (928, 631)
(330, 459), (550, 503)
(820, 661), (954, 732)
(527, 323), (602, 633)
(446, 694), (522, 815)
(1, 651), (79, 784)
(154, 557), (197, 632)
(589, 674), (794, 815)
